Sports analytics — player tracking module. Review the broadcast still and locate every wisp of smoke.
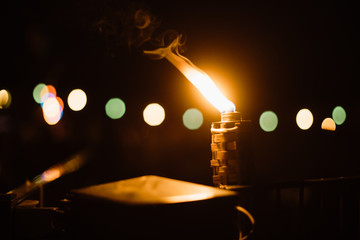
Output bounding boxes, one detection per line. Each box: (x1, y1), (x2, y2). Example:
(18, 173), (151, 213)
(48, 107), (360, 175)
(94, 4), (160, 51)
(144, 33), (236, 113)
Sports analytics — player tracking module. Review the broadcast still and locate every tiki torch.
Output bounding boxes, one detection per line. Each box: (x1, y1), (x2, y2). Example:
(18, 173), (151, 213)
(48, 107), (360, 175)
(144, 36), (253, 188)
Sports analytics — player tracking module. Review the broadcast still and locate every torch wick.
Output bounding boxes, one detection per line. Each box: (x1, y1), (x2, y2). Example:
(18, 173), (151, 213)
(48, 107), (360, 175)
(221, 111), (241, 122)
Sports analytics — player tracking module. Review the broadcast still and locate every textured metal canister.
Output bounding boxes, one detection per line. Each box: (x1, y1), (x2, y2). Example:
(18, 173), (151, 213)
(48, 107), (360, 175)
(211, 112), (253, 188)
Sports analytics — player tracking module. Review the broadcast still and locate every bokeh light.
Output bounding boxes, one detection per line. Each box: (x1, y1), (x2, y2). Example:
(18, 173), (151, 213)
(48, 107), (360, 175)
(68, 89), (87, 111)
(259, 111), (278, 132)
(0, 89), (11, 109)
(43, 98), (60, 118)
(296, 108), (313, 130)
(40, 85), (57, 104)
(57, 96), (64, 112)
(105, 98), (126, 119)
(143, 103), (165, 126)
(332, 106), (346, 125)
(321, 118), (336, 131)
(42, 97), (63, 125)
(34, 84), (64, 125)
(183, 108), (204, 130)
(33, 83), (46, 103)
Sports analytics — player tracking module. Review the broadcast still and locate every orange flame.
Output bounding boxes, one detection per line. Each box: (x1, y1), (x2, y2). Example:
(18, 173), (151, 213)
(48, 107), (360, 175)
(144, 35), (235, 113)
(40, 152), (86, 183)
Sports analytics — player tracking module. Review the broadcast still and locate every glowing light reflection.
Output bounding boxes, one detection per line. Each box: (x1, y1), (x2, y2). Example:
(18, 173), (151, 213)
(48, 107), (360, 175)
(165, 192), (213, 203)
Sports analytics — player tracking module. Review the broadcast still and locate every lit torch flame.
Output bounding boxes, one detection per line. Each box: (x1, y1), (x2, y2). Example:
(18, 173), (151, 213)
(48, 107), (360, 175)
(8, 150), (88, 204)
(40, 153), (86, 183)
(144, 35), (235, 113)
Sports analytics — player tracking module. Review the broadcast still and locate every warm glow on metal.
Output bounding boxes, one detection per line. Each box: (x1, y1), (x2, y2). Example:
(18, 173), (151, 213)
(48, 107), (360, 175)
(144, 37), (235, 113)
(164, 192), (213, 203)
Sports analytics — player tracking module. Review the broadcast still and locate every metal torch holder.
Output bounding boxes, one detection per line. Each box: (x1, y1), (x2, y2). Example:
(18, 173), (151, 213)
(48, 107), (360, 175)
(211, 112), (253, 188)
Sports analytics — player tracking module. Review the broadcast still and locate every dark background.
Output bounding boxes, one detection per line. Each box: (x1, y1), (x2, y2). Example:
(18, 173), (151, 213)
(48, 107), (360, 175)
(2, 0), (358, 196)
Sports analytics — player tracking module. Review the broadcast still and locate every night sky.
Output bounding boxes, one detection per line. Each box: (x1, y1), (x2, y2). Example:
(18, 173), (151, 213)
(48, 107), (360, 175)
(2, 0), (358, 195)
